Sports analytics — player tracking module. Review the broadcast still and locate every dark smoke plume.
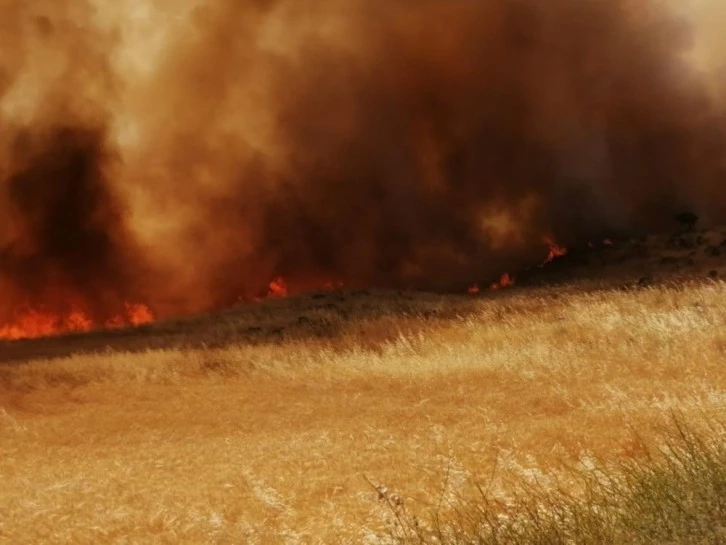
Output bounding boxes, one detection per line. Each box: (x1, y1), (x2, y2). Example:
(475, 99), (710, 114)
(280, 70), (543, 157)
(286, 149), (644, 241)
(1, 0), (725, 320)
(0, 1), (150, 322)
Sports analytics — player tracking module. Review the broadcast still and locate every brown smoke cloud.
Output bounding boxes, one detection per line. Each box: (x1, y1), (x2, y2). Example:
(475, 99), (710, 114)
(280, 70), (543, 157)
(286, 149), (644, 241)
(0, 0), (153, 323)
(1, 0), (725, 321)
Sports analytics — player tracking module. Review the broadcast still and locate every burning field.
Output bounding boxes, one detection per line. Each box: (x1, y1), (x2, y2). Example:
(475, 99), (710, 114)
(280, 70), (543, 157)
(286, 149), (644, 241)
(3, 1), (726, 543)
(1, 0), (726, 337)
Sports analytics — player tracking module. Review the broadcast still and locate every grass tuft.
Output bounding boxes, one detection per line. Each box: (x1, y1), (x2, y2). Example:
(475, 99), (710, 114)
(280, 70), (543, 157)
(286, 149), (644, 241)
(375, 416), (726, 544)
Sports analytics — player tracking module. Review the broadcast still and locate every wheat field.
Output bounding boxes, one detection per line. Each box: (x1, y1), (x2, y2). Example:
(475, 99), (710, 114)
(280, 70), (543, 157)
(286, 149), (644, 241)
(2, 280), (726, 543)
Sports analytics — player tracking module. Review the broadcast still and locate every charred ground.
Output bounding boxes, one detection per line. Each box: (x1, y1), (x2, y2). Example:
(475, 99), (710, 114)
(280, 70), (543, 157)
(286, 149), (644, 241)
(2, 223), (725, 364)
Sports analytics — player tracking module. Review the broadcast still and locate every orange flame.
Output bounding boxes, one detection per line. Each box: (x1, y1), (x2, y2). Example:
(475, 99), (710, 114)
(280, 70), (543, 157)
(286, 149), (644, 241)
(0, 309), (89, 340)
(543, 237), (568, 263)
(266, 277), (289, 298)
(490, 272), (515, 290)
(125, 303), (154, 326)
(248, 277), (344, 303)
(0, 303), (155, 341)
(467, 283), (481, 295)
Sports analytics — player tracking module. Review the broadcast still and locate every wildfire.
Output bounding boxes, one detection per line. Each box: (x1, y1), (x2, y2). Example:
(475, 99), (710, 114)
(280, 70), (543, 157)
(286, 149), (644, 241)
(490, 272), (515, 290)
(543, 237), (568, 263)
(266, 277), (289, 298)
(104, 303), (155, 328)
(263, 277), (345, 300)
(469, 236), (569, 295)
(0, 303), (155, 341)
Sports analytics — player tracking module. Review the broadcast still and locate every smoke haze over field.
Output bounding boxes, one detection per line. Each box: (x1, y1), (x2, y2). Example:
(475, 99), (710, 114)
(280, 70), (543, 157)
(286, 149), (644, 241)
(1, 0), (725, 319)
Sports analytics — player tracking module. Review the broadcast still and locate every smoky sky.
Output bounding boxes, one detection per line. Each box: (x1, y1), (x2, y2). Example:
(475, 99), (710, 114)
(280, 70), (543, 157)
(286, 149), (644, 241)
(1, 0), (725, 320)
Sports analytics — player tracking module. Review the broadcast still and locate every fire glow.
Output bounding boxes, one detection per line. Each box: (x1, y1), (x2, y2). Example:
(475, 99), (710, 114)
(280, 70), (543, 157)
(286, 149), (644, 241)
(544, 238), (569, 263)
(0, 303), (154, 341)
(490, 272), (515, 291)
(468, 237), (570, 295)
(266, 277), (289, 299)
(0, 276), (349, 341)
(1, 1), (724, 340)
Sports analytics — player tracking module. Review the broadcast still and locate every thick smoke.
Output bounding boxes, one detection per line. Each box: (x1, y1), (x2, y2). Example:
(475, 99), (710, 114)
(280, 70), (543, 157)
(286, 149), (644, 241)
(0, 1), (153, 322)
(1, 0), (725, 319)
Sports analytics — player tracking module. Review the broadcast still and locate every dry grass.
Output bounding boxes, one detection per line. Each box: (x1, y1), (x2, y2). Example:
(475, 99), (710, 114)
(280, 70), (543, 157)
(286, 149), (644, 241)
(379, 416), (726, 544)
(1, 280), (726, 543)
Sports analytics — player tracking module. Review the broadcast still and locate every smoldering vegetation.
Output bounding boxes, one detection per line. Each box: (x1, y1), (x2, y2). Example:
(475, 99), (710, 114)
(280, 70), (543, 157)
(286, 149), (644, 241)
(1, 0), (725, 320)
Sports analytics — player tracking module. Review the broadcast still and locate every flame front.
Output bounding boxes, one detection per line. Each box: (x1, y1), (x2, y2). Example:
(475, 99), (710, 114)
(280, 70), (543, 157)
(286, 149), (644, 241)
(0, 303), (155, 341)
(0, 275), (346, 341)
